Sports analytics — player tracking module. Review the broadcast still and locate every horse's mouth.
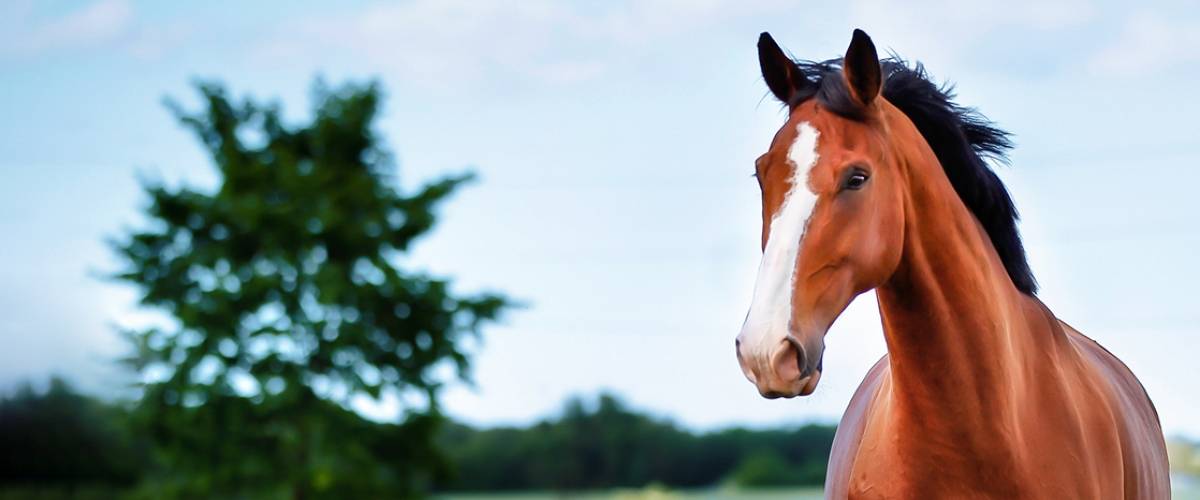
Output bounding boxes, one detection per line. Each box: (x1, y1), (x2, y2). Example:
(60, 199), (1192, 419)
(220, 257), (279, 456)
(759, 369), (822, 399)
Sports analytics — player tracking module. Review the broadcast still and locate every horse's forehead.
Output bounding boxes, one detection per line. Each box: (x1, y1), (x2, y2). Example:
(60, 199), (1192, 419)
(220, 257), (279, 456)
(776, 104), (836, 143)
(769, 112), (840, 170)
(787, 107), (883, 163)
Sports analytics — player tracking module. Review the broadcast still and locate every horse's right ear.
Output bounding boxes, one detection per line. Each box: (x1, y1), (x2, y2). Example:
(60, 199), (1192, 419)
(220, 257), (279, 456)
(758, 32), (810, 106)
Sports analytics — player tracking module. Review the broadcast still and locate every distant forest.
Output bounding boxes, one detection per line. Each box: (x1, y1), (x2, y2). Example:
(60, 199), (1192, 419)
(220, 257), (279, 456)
(0, 378), (836, 495)
(438, 393), (835, 491)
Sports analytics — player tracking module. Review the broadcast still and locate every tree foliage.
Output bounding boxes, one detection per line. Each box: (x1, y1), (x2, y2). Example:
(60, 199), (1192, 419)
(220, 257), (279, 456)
(110, 80), (508, 498)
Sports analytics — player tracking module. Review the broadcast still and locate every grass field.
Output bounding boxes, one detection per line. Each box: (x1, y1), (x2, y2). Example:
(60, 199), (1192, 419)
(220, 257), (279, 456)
(437, 487), (823, 500)
(437, 479), (1200, 500)
(0, 483), (1195, 499)
(2, 478), (1197, 499)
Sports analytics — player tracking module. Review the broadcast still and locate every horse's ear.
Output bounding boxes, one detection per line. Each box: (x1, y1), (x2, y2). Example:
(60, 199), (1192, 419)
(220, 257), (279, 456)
(758, 32), (810, 106)
(843, 29), (881, 107)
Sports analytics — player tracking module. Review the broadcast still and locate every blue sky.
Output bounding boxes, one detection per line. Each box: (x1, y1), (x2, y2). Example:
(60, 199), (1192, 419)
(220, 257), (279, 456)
(2, 0), (1198, 436)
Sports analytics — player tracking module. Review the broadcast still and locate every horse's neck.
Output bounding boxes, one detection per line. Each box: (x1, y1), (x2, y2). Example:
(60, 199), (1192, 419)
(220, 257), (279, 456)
(876, 154), (1049, 448)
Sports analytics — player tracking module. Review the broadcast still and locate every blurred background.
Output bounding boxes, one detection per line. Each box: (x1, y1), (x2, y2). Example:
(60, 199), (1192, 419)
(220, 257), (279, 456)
(2, 0), (1198, 498)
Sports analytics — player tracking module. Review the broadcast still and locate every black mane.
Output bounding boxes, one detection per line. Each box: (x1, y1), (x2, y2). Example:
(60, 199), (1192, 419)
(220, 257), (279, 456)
(790, 58), (1037, 295)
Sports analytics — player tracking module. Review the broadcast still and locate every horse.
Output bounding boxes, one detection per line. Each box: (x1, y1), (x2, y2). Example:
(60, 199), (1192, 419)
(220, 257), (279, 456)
(733, 29), (1170, 498)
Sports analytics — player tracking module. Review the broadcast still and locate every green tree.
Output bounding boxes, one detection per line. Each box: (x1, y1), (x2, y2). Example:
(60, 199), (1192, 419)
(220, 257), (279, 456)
(111, 81), (508, 499)
(0, 377), (147, 491)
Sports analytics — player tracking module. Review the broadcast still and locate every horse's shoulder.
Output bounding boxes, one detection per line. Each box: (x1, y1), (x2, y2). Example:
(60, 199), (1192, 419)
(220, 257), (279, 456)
(1059, 319), (1171, 498)
(1059, 319), (1155, 416)
(824, 354), (890, 499)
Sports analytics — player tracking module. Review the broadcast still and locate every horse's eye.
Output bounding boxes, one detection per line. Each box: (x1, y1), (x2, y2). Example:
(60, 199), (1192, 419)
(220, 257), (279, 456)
(844, 171), (869, 190)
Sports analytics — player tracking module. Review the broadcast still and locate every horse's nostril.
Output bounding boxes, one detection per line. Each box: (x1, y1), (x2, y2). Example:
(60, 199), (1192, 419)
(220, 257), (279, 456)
(785, 336), (807, 379)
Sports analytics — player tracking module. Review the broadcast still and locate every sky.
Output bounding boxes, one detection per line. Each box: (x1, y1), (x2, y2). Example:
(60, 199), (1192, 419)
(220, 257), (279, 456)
(1, 0), (1198, 436)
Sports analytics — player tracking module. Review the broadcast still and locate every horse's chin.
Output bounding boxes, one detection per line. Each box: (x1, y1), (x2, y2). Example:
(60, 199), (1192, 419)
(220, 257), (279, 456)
(759, 370), (822, 399)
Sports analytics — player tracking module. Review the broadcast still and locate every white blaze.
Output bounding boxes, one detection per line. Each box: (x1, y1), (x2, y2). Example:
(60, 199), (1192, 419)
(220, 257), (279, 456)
(741, 122), (821, 359)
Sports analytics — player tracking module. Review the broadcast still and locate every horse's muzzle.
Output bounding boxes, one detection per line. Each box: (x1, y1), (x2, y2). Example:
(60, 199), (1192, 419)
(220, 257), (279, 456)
(736, 334), (824, 398)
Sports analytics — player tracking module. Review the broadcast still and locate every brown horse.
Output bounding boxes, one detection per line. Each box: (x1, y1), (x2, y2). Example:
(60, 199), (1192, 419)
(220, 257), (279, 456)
(734, 29), (1170, 498)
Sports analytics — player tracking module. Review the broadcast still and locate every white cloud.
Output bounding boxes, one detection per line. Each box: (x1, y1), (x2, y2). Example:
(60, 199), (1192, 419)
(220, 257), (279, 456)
(1088, 11), (1200, 77)
(34, 0), (132, 51)
(252, 1), (580, 86)
(845, 0), (1095, 67)
(0, 0), (191, 61)
(252, 0), (789, 87)
(1, 0), (132, 56)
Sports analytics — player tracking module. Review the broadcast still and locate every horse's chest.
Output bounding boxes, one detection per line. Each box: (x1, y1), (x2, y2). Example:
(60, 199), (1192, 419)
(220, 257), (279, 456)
(833, 411), (1121, 500)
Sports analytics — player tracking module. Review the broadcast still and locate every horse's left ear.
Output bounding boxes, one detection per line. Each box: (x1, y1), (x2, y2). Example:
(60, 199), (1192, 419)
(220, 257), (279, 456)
(843, 29), (881, 107)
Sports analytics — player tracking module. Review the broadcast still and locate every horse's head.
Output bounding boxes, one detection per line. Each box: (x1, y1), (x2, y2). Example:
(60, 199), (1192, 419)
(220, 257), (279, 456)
(736, 30), (909, 398)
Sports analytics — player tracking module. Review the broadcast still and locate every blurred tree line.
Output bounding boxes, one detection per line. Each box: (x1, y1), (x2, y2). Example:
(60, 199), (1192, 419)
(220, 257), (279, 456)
(0, 378), (146, 498)
(1170, 438), (1200, 477)
(0, 381), (836, 497)
(437, 393), (835, 491)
